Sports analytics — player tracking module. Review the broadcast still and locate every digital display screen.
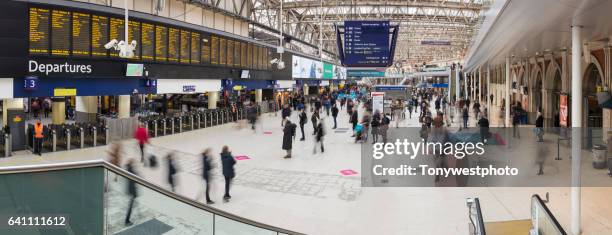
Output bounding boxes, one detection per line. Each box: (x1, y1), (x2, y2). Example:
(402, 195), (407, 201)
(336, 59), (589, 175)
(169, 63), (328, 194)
(343, 20), (390, 66)
(219, 37), (226, 65)
(180, 30), (190, 63)
(72, 12), (90, 56)
(29, 8), (50, 55)
(168, 28), (179, 62)
(155, 25), (167, 62)
(227, 40), (234, 67)
(91, 15), (108, 57)
(200, 34), (210, 64)
(109, 18), (125, 58)
(190, 32), (200, 64)
(51, 10), (70, 56)
(141, 23), (154, 60)
(247, 43), (253, 69)
(126, 63), (144, 76)
(210, 36), (218, 65)
(128, 21), (140, 59)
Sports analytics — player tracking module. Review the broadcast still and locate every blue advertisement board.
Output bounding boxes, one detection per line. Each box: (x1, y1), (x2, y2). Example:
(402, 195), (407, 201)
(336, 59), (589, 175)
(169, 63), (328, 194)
(343, 21), (390, 67)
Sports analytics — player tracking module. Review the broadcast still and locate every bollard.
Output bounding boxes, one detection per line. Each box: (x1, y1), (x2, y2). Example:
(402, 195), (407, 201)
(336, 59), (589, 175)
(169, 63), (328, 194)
(104, 127), (110, 145)
(170, 118), (175, 134)
(52, 130), (57, 152)
(190, 115), (194, 130)
(162, 120), (167, 136)
(66, 130), (71, 151)
(79, 127), (84, 149)
(197, 114), (201, 129)
(92, 127), (97, 147)
(4, 134), (9, 157)
(215, 111), (219, 125)
(154, 121), (158, 137)
(204, 112), (208, 128)
(179, 117), (183, 133)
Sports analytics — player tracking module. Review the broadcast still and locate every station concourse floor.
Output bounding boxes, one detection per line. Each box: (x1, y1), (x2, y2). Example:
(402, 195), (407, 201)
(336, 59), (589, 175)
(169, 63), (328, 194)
(2, 100), (612, 234)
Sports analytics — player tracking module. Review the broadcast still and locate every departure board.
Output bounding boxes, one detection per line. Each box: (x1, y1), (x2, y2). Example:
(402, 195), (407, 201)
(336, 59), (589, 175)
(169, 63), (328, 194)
(254, 46), (260, 69)
(155, 25), (167, 62)
(219, 37), (226, 65)
(190, 32), (200, 64)
(128, 21), (140, 59)
(180, 30), (190, 63)
(241, 42), (247, 68)
(71, 12), (90, 56)
(109, 18), (125, 58)
(141, 23), (154, 60)
(91, 15), (108, 57)
(227, 40), (234, 67)
(259, 47), (264, 69)
(51, 10), (70, 56)
(210, 36), (218, 65)
(168, 28), (179, 62)
(200, 34), (210, 64)
(234, 41), (240, 67)
(29, 8), (50, 55)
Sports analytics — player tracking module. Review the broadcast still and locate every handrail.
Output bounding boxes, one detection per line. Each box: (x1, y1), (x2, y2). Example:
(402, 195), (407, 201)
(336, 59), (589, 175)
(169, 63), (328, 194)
(0, 160), (304, 235)
(531, 194), (567, 235)
(467, 197), (486, 235)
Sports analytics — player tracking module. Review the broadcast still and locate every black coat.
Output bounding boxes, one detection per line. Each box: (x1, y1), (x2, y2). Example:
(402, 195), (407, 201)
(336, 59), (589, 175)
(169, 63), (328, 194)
(221, 152), (236, 178)
(331, 107), (339, 117)
(299, 112), (308, 125)
(536, 116), (544, 127)
(282, 123), (296, 150)
(350, 111), (359, 124)
(126, 164), (138, 197)
(202, 154), (213, 181)
(315, 123), (325, 141)
(282, 107), (291, 118)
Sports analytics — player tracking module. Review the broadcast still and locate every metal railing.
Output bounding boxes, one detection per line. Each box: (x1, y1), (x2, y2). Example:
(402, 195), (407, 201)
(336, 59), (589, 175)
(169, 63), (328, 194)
(467, 197), (486, 235)
(0, 160), (303, 235)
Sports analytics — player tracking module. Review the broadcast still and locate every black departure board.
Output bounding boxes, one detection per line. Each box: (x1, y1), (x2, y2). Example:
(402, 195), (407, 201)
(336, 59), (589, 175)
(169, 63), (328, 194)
(227, 40), (234, 67)
(233, 40), (240, 67)
(180, 30), (190, 63)
(219, 37), (226, 65)
(141, 23), (154, 60)
(155, 25), (167, 62)
(91, 15), (108, 57)
(201, 34), (210, 64)
(190, 32), (200, 64)
(29, 8), (50, 55)
(241, 42), (247, 68)
(168, 27), (179, 62)
(128, 21), (140, 59)
(27, 6), (273, 71)
(266, 48), (271, 70)
(51, 10), (70, 56)
(109, 18), (124, 58)
(72, 12), (90, 56)
(210, 36), (218, 65)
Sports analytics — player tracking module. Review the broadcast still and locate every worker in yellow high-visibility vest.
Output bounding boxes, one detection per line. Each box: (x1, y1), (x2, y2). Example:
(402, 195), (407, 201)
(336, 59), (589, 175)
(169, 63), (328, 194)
(33, 119), (44, 156)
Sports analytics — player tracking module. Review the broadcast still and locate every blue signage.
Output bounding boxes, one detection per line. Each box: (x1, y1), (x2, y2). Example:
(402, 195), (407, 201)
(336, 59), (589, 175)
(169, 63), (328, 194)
(24, 76), (39, 91)
(432, 83), (449, 88)
(375, 86), (407, 91)
(145, 79), (157, 88)
(182, 85), (196, 92)
(343, 21), (390, 67)
(347, 70), (385, 77)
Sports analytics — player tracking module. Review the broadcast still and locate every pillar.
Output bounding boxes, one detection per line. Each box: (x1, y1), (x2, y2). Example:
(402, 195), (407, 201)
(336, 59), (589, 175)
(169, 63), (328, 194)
(505, 57), (511, 127)
(51, 98), (65, 124)
(118, 95), (130, 118)
(2, 98), (24, 126)
(570, 25), (582, 235)
(255, 89), (263, 103)
(464, 72), (468, 98)
(208, 91), (219, 109)
(479, 67), (483, 103)
(303, 84), (309, 95)
(487, 64), (491, 118)
(75, 96), (98, 123)
(456, 68), (461, 100)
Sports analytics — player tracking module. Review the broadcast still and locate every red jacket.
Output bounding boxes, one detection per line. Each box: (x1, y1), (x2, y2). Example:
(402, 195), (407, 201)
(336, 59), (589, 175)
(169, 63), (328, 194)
(134, 127), (149, 145)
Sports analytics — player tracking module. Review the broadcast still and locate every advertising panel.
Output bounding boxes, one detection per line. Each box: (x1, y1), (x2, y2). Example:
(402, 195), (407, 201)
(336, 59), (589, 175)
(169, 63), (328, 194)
(323, 63), (334, 79)
(560, 94), (568, 127)
(292, 55), (322, 79)
(371, 92), (385, 114)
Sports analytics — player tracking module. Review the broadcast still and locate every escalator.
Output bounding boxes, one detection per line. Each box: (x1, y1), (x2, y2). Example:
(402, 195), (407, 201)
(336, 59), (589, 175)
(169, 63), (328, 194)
(467, 195), (567, 235)
(0, 160), (302, 235)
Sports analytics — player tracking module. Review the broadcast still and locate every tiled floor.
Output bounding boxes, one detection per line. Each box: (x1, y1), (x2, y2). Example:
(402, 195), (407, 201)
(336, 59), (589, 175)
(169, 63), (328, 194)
(2, 99), (612, 234)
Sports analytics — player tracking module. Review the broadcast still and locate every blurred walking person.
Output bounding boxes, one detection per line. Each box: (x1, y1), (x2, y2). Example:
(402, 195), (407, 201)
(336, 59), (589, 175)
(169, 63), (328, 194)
(281, 104), (291, 127)
(478, 114), (490, 144)
(380, 113), (391, 144)
(313, 120), (325, 153)
(311, 111), (319, 135)
(350, 108), (359, 136)
(331, 104), (339, 129)
(221, 146), (236, 202)
(371, 110), (381, 143)
(535, 111), (544, 142)
(124, 159), (138, 226)
(166, 153), (178, 192)
(298, 109), (307, 141)
(107, 142), (123, 181)
(283, 120), (297, 158)
(201, 148), (214, 204)
(134, 123), (149, 165)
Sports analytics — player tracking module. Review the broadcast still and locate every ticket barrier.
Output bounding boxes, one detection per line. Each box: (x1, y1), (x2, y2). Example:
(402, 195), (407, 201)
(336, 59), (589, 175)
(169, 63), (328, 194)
(205, 110), (214, 127)
(0, 131), (9, 157)
(164, 117), (175, 135)
(81, 123), (98, 147)
(27, 124), (56, 153)
(220, 109), (228, 124)
(157, 118), (167, 136)
(173, 116), (182, 133)
(95, 123), (110, 146)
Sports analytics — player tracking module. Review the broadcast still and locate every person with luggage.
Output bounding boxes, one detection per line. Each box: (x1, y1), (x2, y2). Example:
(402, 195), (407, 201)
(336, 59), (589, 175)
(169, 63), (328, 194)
(134, 123), (149, 165)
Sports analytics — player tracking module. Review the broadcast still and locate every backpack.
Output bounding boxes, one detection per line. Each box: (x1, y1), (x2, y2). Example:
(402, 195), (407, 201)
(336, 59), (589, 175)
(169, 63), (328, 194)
(148, 155), (158, 168)
(382, 116), (391, 125)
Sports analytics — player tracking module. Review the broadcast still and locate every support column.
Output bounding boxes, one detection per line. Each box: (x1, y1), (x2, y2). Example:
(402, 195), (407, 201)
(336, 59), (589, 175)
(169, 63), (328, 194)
(51, 98), (65, 124)
(2, 98), (24, 126)
(208, 91), (219, 109)
(118, 95), (130, 118)
(303, 84), (309, 95)
(479, 67), (483, 103)
(464, 72), (468, 98)
(487, 64), (491, 118)
(75, 96), (98, 123)
(570, 25), (583, 235)
(455, 68), (461, 100)
(472, 72), (476, 100)
(505, 57), (511, 127)
(255, 89), (263, 103)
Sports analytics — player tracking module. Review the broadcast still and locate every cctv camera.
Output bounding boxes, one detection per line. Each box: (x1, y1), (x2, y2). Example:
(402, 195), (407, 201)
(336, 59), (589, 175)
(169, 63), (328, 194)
(277, 61), (285, 70)
(270, 58), (279, 64)
(130, 40), (138, 47)
(104, 39), (118, 50)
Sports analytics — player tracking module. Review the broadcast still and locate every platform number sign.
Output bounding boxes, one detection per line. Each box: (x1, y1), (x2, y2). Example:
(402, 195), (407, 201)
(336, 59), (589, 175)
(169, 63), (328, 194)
(24, 76), (39, 90)
(145, 79), (157, 88)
